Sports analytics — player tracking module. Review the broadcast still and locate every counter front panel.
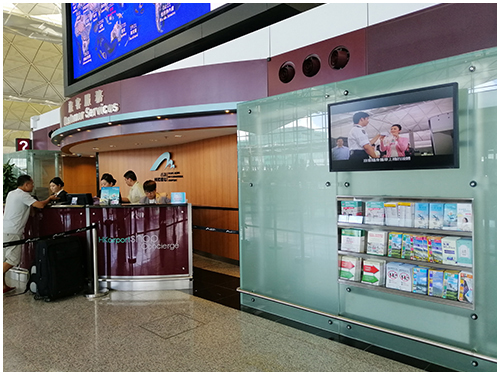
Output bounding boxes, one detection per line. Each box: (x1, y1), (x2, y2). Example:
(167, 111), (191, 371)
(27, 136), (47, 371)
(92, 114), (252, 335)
(91, 205), (190, 277)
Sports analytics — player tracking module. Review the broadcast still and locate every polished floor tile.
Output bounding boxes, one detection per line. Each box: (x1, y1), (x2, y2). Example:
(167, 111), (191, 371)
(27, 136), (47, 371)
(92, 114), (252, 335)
(2, 256), (442, 372)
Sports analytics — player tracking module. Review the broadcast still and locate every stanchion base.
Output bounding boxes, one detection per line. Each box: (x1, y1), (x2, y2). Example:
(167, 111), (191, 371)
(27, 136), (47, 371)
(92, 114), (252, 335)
(85, 288), (110, 299)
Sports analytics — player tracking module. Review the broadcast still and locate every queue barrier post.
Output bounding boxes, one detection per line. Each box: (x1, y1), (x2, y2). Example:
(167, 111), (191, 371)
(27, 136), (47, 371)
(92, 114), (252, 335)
(85, 225), (109, 299)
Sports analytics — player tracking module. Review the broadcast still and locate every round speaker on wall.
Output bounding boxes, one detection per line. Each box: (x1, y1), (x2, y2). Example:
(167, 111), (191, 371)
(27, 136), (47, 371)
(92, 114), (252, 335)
(279, 61), (296, 83)
(329, 46), (350, 70)
(302, 54), (321, 77)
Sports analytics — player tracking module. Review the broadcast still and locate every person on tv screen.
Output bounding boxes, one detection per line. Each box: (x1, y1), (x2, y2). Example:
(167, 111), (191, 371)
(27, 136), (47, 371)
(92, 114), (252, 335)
(139, 180), (169, 205)
(379, 124), (410, 157)
(331, 137), (350, 160)
(348, 112), (380, 160)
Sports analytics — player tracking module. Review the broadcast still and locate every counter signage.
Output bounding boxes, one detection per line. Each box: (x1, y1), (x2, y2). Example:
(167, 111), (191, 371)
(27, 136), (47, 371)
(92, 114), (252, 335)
(151, 152), (184, 183)
(15, 138), (32, 151)
(62, 88), (120, 127)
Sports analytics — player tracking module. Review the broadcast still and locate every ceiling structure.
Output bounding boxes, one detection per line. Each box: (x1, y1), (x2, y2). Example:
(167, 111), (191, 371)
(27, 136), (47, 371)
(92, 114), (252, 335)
(3, 3), (64, 154)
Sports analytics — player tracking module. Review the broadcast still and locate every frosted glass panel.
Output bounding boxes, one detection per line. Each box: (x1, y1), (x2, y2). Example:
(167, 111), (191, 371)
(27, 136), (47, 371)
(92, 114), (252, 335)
(238, 48), (496, 359)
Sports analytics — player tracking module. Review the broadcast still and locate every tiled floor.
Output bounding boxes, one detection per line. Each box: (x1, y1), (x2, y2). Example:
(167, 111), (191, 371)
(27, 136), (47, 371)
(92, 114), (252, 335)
(3, 254), (452, 372)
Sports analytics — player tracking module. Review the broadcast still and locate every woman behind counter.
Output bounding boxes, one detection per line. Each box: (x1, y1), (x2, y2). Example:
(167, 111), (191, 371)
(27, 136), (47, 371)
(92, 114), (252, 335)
(49, 177), (70, 205)
(99, 173), (122, 203)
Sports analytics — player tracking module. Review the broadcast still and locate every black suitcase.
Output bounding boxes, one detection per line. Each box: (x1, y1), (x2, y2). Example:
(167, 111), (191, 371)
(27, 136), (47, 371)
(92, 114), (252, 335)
(30, 236), (87, 301)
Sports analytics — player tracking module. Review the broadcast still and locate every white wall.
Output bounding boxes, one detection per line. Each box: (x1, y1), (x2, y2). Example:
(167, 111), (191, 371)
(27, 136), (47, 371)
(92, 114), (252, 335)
(31, 107), (61, 131)
(151, 3), (437, 74)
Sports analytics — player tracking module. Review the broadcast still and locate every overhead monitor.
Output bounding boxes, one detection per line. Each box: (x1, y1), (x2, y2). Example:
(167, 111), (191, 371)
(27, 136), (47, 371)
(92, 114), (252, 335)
(63, 3), (322, 97)
(70, 3), (212, 80)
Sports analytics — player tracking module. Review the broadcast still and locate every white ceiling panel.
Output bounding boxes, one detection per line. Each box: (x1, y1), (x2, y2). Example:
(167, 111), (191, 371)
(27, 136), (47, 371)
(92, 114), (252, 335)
(3, 3), (64, 151)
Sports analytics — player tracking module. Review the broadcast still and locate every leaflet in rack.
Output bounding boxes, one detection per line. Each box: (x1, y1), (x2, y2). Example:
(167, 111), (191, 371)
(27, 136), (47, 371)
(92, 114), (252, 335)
(337, 197), (474, 306)
(338, 200), (473, 231)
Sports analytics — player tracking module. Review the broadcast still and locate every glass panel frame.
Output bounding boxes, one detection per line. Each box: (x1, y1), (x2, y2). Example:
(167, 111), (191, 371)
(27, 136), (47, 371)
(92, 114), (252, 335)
(238, 48), (496, 357)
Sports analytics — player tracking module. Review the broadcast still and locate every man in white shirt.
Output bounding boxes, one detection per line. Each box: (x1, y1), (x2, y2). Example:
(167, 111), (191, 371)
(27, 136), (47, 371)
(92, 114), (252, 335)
(348, 112), (380, 161)
(122, 170), (145, 203)
(3, 175), (57, 293)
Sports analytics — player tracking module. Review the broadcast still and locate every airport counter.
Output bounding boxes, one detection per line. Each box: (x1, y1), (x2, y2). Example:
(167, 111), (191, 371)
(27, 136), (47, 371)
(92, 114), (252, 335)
(23, 203), (193, 291)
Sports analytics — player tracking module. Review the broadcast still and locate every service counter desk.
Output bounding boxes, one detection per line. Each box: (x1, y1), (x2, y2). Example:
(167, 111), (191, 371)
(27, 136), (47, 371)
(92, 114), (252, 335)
(24, 204), (193, 291)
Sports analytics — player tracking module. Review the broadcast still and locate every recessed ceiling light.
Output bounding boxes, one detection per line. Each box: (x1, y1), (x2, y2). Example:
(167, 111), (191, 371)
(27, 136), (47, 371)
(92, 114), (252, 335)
(77, 128), (81, 131)
(109, 145), (116, 148)
(157, 116), (161, 119)
(150, 139), (158, 142)
(225, 110), (230, 113)
(92, 147), (99, 150)
(108, 122), (112, 125)
(174, 135), (182, 138)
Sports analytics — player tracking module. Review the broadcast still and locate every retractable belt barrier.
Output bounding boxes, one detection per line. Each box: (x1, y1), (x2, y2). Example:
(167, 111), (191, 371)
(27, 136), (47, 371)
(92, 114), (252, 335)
(192, 225), (238, 235)
(3, 224), (97, 248)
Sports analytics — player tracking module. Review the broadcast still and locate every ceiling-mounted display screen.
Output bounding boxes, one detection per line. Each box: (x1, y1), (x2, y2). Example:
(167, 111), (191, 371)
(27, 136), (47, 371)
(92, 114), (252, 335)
(70, 3), (212, 79)
(328, 83), (459, 172)
(63, 3), (322, 97)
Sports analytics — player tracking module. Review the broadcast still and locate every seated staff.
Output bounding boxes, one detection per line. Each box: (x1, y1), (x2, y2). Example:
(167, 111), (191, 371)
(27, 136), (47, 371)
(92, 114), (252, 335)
(49, 177), (70, 205)
(139, 180), (169, 205)
(99, 173), (122, 203)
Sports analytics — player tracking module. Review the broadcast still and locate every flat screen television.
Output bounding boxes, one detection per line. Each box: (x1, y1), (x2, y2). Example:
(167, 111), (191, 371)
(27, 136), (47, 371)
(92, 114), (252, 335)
(328, 82), (459, 172)
(69, 3), (212, 80)
(63, 3), (321, 97)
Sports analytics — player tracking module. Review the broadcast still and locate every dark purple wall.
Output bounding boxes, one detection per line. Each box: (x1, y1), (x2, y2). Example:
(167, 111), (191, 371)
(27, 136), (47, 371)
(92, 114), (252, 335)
(268, 29), (366, 97)
(60, 59), (268, 121)
(33, 124), (60, 151)
(57, 59), (267, 150)
(267, 3), (497, 96)
(366, 3), (497, 75)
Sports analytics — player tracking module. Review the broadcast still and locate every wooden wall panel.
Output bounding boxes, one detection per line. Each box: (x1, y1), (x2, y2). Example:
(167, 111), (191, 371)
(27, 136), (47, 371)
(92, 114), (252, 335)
(98, 134), (238, 207)
(98, 134), (240, 260)
(192, 208), (239, 260)
(62, 157), (97, 196)
(192, 230), (240, 260)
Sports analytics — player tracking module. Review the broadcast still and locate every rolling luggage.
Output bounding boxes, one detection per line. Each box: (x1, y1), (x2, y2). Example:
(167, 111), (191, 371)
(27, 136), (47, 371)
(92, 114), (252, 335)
(30, 236), (88, 301)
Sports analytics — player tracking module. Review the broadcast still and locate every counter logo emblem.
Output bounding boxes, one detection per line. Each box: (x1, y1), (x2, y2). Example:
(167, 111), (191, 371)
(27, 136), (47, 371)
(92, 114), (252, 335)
(150, 152), (176, 171)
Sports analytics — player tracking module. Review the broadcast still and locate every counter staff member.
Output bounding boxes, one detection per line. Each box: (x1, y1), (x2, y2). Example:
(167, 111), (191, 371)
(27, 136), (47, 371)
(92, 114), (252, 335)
(122, 170), (144, 204)
(348, 112), (380, 161)
(99, 173), (122, 203)
(3, 175), (58, 293)
(139, 180), (169, 205)
(49, 177), (70, 205)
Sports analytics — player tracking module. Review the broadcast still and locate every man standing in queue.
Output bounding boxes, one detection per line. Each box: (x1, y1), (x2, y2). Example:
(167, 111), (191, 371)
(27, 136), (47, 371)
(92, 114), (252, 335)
(3, 175), (57, 293)
(348, 112), (380, 161)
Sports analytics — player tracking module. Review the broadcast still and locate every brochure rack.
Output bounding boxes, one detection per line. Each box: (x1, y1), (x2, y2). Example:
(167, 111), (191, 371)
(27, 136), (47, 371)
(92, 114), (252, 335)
(337, 196), (474, 310)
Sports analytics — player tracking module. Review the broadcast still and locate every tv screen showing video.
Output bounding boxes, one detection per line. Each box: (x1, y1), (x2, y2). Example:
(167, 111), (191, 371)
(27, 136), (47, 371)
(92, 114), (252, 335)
(328, 83), (459, 172)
